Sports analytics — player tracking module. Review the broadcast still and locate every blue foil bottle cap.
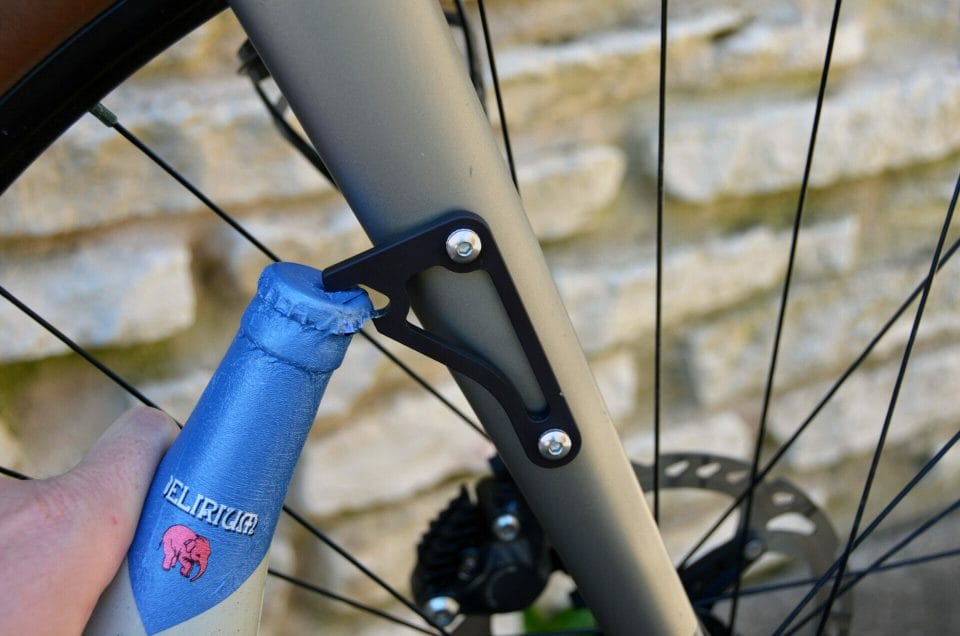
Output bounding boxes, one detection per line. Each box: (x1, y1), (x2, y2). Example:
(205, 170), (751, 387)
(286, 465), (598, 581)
(242, 263), (373, 371)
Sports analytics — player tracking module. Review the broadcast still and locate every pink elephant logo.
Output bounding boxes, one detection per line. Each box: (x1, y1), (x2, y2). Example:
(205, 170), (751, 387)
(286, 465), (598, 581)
(160, 524), (211, 582)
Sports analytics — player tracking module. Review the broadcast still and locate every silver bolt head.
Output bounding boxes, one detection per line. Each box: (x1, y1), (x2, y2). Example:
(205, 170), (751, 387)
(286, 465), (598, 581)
(492, 513), (522, 542)
(537, 429), (573, 460)
(743, 538), (764, 560)
(445, 228), (482, 263)
(425, 596), (459, 627)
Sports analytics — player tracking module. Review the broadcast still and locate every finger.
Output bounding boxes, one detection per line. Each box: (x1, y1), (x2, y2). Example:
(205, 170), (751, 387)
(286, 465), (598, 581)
(64, 406), (179, 565)
(57, 408), (177, 629)
(0, 407), (178, 636)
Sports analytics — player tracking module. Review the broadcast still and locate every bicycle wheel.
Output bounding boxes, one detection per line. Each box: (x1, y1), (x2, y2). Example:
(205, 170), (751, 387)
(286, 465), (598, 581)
(1, 1), (958, 635)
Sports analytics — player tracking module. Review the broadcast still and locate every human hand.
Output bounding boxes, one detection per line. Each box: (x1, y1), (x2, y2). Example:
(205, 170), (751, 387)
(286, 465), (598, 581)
(0, 407), (177, 636)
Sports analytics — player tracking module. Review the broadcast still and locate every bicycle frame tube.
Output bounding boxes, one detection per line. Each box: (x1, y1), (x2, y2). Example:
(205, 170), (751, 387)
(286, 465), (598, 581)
(229, 2), (699, 634)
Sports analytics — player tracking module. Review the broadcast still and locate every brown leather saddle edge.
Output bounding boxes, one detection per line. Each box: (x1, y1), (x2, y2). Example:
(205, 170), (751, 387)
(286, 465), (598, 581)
(0, 0), (117, 96)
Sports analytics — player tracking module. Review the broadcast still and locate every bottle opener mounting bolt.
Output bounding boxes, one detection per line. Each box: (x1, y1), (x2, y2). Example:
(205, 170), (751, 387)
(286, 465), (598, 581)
(538, 429), (573, 460)
(446, 228), (482, 263)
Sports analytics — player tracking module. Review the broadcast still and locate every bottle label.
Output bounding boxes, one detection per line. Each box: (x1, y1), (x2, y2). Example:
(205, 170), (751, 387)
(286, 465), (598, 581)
(161, 476), (259, 537)
(129, 446), (274, 633)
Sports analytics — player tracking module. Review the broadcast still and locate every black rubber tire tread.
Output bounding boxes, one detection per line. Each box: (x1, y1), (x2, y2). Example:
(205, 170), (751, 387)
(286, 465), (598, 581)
(0, 0), (226, 193)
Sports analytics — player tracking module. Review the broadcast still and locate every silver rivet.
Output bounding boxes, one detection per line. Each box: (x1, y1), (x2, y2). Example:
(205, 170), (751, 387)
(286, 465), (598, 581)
(538, 429), (572, 460)
(445, 228), (482, 263)
(425, 596), (459, 627)
(744, 538), (764, 560)
(492, 513), (521, 542)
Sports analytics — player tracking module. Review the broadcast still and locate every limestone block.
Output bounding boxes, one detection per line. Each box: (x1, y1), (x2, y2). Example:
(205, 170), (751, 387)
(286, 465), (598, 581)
(0, 231), (195, 363)
(291, 384), (492, 518)
(794, 216), (859, 280)
(0, 417), (23, 474)
(648, 66), (960, 202)
(301, 483), (463, 610)
(865, 0), (959, 44)
(553, 224), (790, 353)
(128, 11), (245, 81)
(0, 79), (332, 238)
(495, 9), (864, 133)
(314, 336), (387, 422)
(211, 203), (371, 296)
(768, 344), (960, 470)
(214, 143), (624, 289)
(1, 116), (155, 237)
(135, 370), (212, 424)
(657, 226), (791, 321)
(684, 260), (960, 408)
(622, 410), (753, 464)
(519, 145), (626, 242)
(5, 359), (132, 478)
(476, 0), (644, 45)
(590, 350), (639, 426)
(672, 13), (866, 89)
(495, 12), (747, 131)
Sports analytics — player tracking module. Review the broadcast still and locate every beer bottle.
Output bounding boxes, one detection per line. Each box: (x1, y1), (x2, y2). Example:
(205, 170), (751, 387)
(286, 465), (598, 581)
(86, 262), (372, 634)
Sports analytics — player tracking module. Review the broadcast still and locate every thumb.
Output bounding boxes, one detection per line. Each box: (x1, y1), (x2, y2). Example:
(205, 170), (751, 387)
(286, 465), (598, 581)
(63, 406), (179, 584)
(0, 407), (176, 634)
(0, 406), (178, 635)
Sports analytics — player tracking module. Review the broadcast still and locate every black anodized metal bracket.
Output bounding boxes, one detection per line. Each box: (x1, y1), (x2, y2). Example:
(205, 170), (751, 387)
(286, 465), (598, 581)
(323, 211), (581, 468)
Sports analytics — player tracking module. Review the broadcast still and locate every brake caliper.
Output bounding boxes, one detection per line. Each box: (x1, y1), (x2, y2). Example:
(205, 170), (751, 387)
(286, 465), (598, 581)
(411, 463), (553, 625)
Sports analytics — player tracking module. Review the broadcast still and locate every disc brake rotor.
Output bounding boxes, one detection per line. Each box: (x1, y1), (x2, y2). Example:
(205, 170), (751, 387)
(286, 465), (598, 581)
(634, 453), (851, 636)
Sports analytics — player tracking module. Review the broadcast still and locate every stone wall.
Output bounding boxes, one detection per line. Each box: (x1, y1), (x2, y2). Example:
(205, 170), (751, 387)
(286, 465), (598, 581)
(1, 1), (958, 633)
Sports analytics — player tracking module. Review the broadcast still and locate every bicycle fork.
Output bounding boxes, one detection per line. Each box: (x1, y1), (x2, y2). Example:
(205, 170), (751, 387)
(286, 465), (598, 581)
(229, 2), (699, 634)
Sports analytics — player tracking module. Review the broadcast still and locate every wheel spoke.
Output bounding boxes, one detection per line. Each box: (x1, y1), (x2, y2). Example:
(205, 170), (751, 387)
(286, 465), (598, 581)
(692, 546), (960, 607)
(89, 103), (281, 263)
(847, 429), (959, 560)
(808, 169), (958, 634)
(765, 427), (958, 632)
(476, 0), (518, 189)
(682, 429), (957, 615)
(729, 1), (845, 628)
(450, 0), (486, 111)
(684, 437), (957, 625)
(0, 465), (29, 480)
(782, 169), (960, 630)
(279, 504), (450, 634)
(781, 498), (960, 635)
(357, 332), (487, 438)
(678, 234), (960, 569)
(652, 0), (669, 525)
(268, 568), (442, 635)
(0, 283), (162, 414)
